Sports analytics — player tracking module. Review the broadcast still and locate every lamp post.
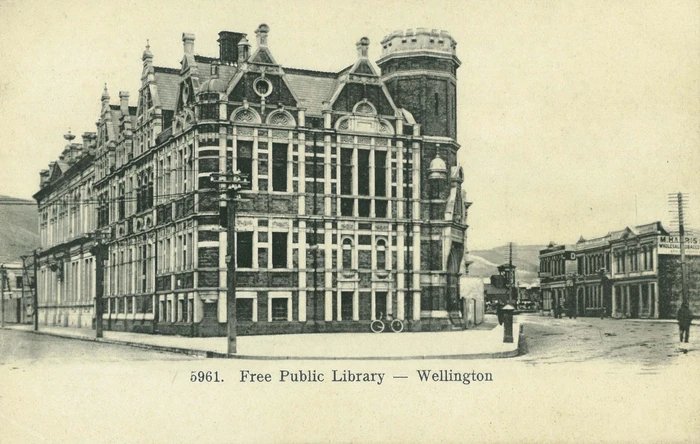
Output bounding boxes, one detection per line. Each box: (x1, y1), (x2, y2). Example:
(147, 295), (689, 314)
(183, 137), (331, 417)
(89, 229), (110, 338)
(567, 272), (583, 318)
(211, 171), (249, 356)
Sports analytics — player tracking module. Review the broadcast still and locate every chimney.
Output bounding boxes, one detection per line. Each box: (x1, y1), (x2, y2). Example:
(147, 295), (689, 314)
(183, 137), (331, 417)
(238, 36), (250, 62)
(182, 33), (195, 55)
(255, 24), (270, 47)
(39, 169), (50, 188)
(119, 91), (130, 114)
(218, 31), (246, 64)
(82, 132), (97, 152)
(356, 37), (370, 59)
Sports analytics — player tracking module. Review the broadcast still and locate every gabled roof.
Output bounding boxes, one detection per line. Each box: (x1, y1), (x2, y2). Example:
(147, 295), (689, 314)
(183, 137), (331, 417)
(284, 70), (336, 116)
(248, 45), (278, 65)
(154, 69), (180, 110)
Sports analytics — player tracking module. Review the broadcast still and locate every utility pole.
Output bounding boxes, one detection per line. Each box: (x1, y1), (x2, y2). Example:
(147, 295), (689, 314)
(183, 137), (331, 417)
(211, 171), (249, 355)
(669, 192), (690, 305)
(90, 233), (109, 338)
(20, 258), (26, 323)
(1, 265), (6, 328)
(33, 250), (39, 330)
(508, 242), (515, 305)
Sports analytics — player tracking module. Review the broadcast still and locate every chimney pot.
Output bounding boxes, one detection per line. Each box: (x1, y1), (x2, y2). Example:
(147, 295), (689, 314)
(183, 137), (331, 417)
(182, 33), (195, 54)
(119, 91), (130, 113)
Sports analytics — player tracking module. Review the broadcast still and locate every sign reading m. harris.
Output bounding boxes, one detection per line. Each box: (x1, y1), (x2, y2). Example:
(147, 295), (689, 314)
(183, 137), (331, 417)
(658, 235), (700, 256)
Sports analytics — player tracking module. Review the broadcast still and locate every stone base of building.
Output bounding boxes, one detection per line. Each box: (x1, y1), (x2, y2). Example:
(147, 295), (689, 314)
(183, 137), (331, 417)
(82, 317), (469, 337)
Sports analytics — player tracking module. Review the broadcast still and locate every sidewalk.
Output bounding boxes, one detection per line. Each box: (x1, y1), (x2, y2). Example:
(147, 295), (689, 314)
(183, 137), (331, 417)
(2, 322), (520, 360)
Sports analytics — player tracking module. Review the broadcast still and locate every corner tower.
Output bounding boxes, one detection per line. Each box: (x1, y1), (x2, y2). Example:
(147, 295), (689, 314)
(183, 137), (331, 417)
(377, 28), (459, 139)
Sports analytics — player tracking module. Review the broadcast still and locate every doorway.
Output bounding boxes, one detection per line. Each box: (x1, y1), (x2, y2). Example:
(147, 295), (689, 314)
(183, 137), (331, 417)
(375, 292), (387, 320)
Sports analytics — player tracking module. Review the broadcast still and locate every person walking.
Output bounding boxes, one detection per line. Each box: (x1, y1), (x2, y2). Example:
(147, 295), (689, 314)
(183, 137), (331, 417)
(677, 303), (693, 343)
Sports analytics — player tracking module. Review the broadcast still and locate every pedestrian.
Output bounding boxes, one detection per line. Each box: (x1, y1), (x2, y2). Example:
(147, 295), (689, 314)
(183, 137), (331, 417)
(600, 306), (606, 319)
(496, 302), (504, 325)
(677, 303), (693, 343)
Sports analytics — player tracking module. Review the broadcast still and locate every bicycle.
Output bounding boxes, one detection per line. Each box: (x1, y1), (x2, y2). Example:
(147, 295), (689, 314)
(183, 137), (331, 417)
(370, 312), (404, 333)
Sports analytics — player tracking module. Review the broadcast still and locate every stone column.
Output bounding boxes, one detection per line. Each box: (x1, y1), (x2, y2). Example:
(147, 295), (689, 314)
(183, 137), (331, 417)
(612, 285), (617, 317)
(625, 285), (631, 317)
(639, 283), (644, 317)
(653, 282), (659, 319)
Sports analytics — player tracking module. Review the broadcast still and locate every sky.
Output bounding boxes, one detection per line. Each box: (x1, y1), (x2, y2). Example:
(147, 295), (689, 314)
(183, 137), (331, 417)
(0, 0), (698, 250)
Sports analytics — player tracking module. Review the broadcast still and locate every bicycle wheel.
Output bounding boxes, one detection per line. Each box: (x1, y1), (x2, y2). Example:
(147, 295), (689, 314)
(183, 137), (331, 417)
(390, 319), (404, 333)
(370, 320), (385, 333)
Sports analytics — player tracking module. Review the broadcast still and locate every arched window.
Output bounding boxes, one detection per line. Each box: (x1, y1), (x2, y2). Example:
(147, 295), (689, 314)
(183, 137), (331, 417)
(342, 238), (353, 269)
(376, 239), (387, 270)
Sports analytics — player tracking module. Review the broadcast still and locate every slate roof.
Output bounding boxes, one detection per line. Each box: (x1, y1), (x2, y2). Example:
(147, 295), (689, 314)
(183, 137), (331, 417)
(154, 68), (180, 110)
(284, 68), (337, 116)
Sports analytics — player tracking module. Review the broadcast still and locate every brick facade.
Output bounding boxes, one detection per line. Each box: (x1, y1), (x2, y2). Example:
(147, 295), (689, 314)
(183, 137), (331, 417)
(34, 25), (472, 337)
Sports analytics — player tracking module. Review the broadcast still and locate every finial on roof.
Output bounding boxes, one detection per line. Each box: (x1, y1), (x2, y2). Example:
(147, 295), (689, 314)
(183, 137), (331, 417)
(428, 152), (447, 180)
(356, 37), (370, 59)
(255, 23), (270, 47)
(142, 39), (153, 60)
(64, 128), (76, 142)
(101, 84), (110, 101)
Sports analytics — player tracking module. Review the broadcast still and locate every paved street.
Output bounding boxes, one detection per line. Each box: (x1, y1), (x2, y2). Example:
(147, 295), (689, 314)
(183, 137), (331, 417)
(516, 314), (698, 371)
(1, 318), (698, 443)
(0, 329), (196, 366)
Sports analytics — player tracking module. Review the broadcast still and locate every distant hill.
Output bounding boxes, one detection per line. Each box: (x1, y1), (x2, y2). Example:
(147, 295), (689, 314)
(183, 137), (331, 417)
(0, 196), (39, 262)
(467, 244), (544, 285)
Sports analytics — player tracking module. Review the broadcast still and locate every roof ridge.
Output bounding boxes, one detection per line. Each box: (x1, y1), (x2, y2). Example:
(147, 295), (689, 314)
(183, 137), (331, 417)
(154, 66), (180, 74)
(284, 67), (338, 78)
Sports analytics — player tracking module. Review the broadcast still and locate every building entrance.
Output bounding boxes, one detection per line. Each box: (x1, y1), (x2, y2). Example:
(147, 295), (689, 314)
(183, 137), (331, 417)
(375, 292), (387, 319)
(630, 286), (640, 318)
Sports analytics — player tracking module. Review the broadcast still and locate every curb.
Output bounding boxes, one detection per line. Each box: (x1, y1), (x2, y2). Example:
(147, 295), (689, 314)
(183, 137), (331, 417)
(3, 327), (224, 359)
(3, 326), (520, 361)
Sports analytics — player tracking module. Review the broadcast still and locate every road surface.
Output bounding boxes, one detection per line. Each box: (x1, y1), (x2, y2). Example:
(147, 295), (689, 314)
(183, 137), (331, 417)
(0, 318), (697, 443)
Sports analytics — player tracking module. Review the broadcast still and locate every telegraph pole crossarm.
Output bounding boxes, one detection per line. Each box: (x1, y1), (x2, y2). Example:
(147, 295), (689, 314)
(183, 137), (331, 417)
(211, 171), (250, 356)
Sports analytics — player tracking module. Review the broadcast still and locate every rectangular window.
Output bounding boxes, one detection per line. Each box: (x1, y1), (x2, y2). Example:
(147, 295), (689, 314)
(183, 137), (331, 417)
(15, 276), (23, 289)
(341, 198), (354, 217)
(272, 143), (288, 192)
(340, 148), (353, 195)
(236, 298), (254, 321)
(374, 151), (386, 197)
(375, 200), (387, 218)
(271, 298), (288, 321)
(237, 141), (253, 187)
(358, 150), (370, 195)
(272, 232), (288, 268)
(182, 234), (188, 270)
(358, 199), (371, 217)
(342, 248), (352, 269)
(237, 232), (254, 268)
(341, 292), (353, 320)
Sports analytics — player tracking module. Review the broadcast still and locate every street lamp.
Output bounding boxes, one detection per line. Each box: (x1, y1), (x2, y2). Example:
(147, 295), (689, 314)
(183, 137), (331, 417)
(210, 170), (249, 356)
